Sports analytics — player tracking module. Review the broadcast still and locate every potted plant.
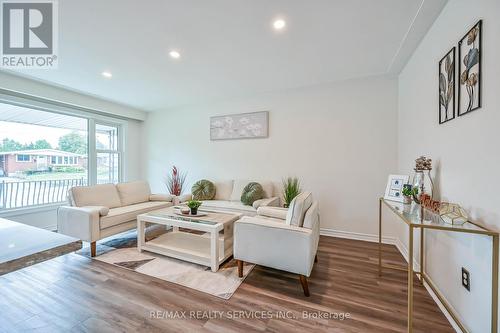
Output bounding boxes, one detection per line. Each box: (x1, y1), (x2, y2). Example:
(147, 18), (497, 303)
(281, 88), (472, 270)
(165, 166), (187, 196)
(402, 184), (418, 205)
(186, 200), (202, 215)
(282, 177), (301, 208)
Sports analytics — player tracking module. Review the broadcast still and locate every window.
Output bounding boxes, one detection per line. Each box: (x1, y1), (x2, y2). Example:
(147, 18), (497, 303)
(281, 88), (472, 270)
(16, 154), (30, 162)
(0, 102), (124, 210)
(95, 123), (121, 184)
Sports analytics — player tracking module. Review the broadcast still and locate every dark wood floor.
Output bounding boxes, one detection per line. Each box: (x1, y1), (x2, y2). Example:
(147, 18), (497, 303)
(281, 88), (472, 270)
(0, 236), (454, 333)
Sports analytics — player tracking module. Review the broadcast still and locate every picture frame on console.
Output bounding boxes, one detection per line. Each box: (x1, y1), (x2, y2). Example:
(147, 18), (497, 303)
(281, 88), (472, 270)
(384, 174), (409, 203)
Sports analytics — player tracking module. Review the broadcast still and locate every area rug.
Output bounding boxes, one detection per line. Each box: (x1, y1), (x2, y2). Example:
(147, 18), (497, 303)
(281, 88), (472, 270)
(77, 226), (254, 299)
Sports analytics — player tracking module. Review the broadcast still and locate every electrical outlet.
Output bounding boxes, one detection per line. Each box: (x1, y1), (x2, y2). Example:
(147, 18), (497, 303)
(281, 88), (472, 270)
(462, 267), (470, 291)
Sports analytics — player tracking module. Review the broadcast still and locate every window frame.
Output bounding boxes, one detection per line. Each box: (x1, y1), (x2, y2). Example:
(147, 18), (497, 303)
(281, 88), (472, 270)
(90, 119), (123, 185)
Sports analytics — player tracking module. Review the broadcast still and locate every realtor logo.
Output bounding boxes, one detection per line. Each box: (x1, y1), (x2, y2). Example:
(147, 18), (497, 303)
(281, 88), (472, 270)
(1, 0), (58, 68)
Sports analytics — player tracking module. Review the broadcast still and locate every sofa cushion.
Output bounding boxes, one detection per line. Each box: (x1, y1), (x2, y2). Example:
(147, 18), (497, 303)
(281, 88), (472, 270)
(100, 201), (172, 229)
(192, 179), (216, 200)
(231, 180), (273, 201)
(116, 181), (151, 206)
(213, 180), (234, 200)
(149, 194), (174, 202)
(200, 200), (257, 214)
(241, 182), (264, 205)
(71, 184), (122, 208)
(231, 180), (249, 201)
(286, 192), (313, 227)
(258, 181), (274, 198)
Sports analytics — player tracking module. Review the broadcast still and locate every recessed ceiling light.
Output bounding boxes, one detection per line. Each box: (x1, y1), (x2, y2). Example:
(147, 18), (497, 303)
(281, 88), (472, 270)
(273, 19), (286, 30)
(101, 71), (112, 78)
(169, 50), (181, 59)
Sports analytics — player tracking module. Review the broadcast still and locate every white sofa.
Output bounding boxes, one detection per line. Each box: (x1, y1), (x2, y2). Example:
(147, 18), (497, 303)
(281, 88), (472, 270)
(233, 192), (320, 296)
(57, 181), (174, 256)
(175, 179), (280, 215)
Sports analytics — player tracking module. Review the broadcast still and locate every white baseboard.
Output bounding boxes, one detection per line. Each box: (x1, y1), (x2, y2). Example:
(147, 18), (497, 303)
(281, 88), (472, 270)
(44, 224), (57, 231)
(320, 228), (397, 245)
(320, 228), (461, 333)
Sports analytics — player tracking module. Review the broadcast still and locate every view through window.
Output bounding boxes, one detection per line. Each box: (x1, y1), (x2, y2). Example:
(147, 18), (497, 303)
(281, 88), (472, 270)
(0, 102), (122, 210)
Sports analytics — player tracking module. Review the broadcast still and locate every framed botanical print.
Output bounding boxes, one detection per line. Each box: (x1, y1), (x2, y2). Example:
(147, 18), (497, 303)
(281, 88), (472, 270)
(458, 20), (482, 116)
(439, 47), (455, 124)
(210, 111), (269, 140)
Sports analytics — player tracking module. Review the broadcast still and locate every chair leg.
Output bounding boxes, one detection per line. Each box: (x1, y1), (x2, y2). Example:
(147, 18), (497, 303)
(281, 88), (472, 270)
(90, 241), (96, 257)
(314, 254), (318, 263)
(237, 260), (243, 278)
(299, 275), (310, 297)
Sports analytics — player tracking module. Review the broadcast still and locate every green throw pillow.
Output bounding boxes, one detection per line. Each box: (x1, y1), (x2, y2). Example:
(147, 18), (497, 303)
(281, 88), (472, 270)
(241, 182), (264, 206)
(192, 179), (216, 200)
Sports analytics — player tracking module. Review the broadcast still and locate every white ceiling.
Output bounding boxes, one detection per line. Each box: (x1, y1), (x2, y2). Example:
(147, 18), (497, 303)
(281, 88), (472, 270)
(2, 0), (447, 112)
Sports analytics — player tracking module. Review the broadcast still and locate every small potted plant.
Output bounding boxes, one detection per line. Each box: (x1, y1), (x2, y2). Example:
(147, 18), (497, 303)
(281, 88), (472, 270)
(282, 177), (301, 208)
(165, 165), (187, 196)
(186, 200), (202, 215)
(402, 184), (418, 205)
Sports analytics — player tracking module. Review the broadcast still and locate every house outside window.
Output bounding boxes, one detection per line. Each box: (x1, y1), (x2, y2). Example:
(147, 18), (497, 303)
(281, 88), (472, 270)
(16, 154), (30, 162)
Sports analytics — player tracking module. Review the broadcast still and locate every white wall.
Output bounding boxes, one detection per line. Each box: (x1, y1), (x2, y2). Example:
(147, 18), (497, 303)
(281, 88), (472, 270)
(398, 0), (500, 332)
(124, 119), (144, 181)
(144, 76), (398, 233)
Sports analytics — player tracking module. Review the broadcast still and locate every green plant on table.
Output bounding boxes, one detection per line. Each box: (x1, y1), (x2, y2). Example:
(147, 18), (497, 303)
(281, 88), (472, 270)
(186, 200), (202, 209)
(282, 177), (301, 208)
(402, 185), (418, 197)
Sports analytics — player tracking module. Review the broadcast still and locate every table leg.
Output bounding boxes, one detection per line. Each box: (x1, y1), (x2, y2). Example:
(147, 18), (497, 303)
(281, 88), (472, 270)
(137, 218), (145, 252)
(420, 227), (424, 283)
(492, 234), (499, 333)
(378, 198), (382, 276)
(408, 225), (414, 333)
(210, 230), (219, 272)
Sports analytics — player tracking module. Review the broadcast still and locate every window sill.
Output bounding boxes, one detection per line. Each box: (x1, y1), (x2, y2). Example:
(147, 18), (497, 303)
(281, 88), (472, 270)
(0, 203), (64, 217)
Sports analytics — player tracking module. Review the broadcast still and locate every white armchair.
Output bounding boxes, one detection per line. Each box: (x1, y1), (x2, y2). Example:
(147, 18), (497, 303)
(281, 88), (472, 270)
(233, 192), (320, 296)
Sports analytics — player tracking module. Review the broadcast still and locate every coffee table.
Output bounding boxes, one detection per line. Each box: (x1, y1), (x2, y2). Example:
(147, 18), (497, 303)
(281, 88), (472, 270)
(136, 207), (242, 272)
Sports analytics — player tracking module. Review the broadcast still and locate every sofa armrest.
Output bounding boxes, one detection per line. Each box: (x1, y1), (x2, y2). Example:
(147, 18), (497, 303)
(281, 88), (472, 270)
(234, 216), (317, 276)
(252, 196), (280, 209)
(149, 194), (174, 202)
(173, 193), (193, 205)
(57, 206), (104, 242)
(256, 206), (288, 220)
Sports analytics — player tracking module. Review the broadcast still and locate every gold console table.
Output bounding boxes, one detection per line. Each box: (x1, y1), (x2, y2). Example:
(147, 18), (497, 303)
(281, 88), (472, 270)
(378, 198), (499, 333)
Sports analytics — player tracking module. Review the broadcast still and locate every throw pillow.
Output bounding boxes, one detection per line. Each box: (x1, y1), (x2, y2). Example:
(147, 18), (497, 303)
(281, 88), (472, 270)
(192, 179), (216, 200)
(241, 182), (264, 206)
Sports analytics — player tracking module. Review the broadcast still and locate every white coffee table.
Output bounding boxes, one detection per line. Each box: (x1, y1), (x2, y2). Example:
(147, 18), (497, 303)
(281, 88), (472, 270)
(137, 207), (241, 272)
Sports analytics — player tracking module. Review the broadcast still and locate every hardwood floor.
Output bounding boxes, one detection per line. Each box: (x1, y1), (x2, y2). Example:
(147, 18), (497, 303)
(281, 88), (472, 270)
(0, 236), (454, 333)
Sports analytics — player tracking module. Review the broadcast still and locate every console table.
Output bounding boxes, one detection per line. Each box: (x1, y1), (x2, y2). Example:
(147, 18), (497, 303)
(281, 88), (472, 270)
(378, 198), (498, 333)
(0, 218), (82, 275)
